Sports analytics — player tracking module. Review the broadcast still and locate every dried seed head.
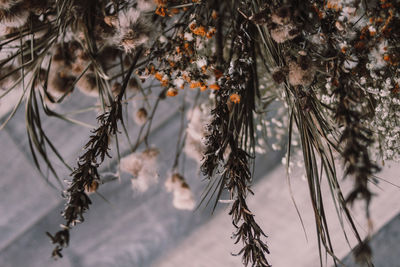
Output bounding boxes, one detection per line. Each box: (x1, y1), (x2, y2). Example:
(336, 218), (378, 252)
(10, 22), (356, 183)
(269, 23), (299, 43)
(104, 15), (118, 27)
(0, 2), (29, 27)
(250, 9), (268, 25)
(164, 172), (195, 210)
(272, 69), (286, 84)
(134, 107), (148, 125)
(120, 30), (149, 52)
(288, 59), (315, 86)
(166, 88), (178, 97)
(271, 6), (291, 25)
(229, 93), (241, 104)
(0, 0), (22, 10)
(120, 152), (143, 176)
(84, 180), (99, 193)
(173, 185), (195, 210)
(121, 147), (160, 192)
(128, 77), (139, 91)
(114, 8), (151, 53)
(48, 72), (75, 96)
(141, 147), (159, 160)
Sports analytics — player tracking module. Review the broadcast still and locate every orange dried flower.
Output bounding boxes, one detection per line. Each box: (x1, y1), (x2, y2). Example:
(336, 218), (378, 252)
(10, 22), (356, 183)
(190, 81), (202, 88)
(155, 7), (167, 17)
(166, 88), (178, 97)
(161, 79), (169, 87)
(209, 84), (220, 90)
(189, 21), (197, 31)
(155, 72), (163, 81)
(206, 27), (216, 39)
(183, 74), (191, 82)
(229, 93), (241, 104)
(192, 26), (206, 37)
(383, 54), (390, 61)
(326, 1), (341, 11)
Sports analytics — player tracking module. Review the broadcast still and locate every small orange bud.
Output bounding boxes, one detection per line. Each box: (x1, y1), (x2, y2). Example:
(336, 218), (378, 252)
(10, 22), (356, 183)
(190, 81), (202, 89)
(155, 72), (163, 81)
(166, 88), (178, 97)
(229, 93), (241, 104)
(206, 28), (216, 39)
(209, 84), (220, 90)
(189, 21), (197, 31)
(155, 7), (166, 17)
(212, 10), (218, 19)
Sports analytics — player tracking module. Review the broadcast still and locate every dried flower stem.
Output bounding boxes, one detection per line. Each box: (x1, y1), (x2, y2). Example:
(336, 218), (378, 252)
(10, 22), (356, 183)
(47, 48), (143, 258)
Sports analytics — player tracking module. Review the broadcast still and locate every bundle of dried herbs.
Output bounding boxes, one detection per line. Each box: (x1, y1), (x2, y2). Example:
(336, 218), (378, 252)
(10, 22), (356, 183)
(1, 0), (399, 266)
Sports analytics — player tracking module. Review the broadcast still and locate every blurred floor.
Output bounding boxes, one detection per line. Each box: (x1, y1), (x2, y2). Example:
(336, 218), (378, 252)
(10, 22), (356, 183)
(0, 91), (399, 267)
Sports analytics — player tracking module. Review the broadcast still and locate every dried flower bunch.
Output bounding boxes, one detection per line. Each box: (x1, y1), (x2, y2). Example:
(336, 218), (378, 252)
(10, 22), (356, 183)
(1, 0), (399, 266)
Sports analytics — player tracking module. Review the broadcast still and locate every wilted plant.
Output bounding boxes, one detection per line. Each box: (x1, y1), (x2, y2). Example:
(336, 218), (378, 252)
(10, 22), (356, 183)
(1, 0), (399, 266)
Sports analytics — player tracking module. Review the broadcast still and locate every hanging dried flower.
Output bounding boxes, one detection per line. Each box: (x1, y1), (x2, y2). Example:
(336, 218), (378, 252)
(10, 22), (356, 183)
(165, 173), (195, 210)
(120, 147), (160, 192)
(134, 107), (148, 125)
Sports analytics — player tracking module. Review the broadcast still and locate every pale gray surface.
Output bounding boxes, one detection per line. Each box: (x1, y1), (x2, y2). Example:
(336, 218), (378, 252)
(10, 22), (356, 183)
(0, 89), (282, 267)
(342, 213), (400, 267)
(1, 89), (399, 267)
(154, 159), (400, 267)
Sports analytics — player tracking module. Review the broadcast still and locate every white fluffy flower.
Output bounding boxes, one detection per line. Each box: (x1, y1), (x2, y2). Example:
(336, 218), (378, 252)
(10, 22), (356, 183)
(184, 32), (194, 41)
(173, 77), (185, 89)
(165, 173), (195, 210)
(113, 8), (150, 52)
(120, 147), (160, 192)
(368, 41), (388, 70)
(184, 105), (211, 162)
(196, 58), (207, 69)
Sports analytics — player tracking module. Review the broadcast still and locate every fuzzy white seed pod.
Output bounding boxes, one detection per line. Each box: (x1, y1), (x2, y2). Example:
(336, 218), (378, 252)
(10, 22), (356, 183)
(173, 182), (195, 210)
(288, 59), (315, 86)
(113, 8), (151, 53)
(0, 3), (29, 27)
(120, 152), (143, 176)
(165, 173), (195, 210)
(269, 23), (299, 44)
(271, 6), (291, 25)
(0, 0), (23, 10)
